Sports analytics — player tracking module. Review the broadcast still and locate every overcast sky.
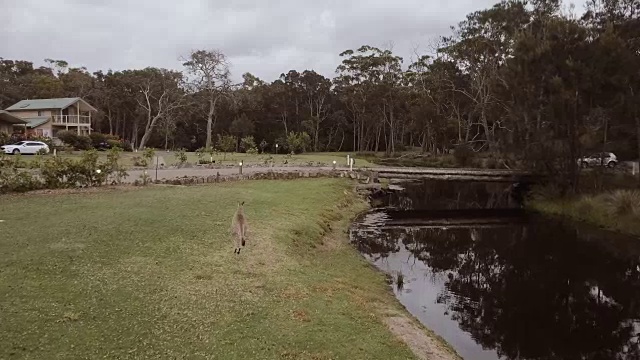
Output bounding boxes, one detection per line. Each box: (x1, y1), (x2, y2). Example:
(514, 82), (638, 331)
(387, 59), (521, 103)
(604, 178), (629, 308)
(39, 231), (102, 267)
(2, 0), (588, 82)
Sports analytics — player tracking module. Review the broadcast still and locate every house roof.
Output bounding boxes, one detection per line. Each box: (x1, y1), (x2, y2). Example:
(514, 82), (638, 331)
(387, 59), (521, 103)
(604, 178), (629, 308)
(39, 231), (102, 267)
(5, 97), (97, 112)
(0, 110), (28, 124)
(22, 116), (51, 129)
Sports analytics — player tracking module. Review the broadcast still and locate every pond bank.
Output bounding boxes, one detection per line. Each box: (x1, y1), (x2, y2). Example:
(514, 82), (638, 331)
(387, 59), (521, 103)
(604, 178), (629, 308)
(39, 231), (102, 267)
(350, 179), (640, 359)
(528, 189), (640, 237)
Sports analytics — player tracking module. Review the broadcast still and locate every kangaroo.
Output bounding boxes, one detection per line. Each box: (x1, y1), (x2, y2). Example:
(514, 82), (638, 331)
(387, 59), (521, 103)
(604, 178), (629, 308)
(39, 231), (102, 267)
(231, 201), (247, 254)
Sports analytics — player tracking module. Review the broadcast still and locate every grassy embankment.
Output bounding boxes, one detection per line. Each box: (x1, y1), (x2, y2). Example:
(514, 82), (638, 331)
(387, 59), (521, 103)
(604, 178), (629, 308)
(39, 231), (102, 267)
(528, 172), (640, 236)
(0, 179), (458, 359)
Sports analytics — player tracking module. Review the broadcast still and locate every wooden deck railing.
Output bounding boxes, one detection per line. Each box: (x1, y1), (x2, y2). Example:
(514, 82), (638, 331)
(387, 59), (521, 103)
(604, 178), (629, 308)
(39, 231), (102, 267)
(52, 115), (91, 125)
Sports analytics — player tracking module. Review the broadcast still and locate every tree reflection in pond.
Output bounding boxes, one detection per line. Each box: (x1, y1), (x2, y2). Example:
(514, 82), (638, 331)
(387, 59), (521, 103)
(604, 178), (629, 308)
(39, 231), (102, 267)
(351, 213), (640, 360)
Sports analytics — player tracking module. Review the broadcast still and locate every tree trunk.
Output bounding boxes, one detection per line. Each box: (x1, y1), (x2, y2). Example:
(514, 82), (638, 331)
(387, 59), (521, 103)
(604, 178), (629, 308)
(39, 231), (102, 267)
(138, 114), (161, 150)
(205, 97), (215, 148)
(636, 115), (640, 182)
(314, 120), (320, 152)
(389, 105), (395, 154)
(108, 108), (113, 135)
(353, 117), (357, 152)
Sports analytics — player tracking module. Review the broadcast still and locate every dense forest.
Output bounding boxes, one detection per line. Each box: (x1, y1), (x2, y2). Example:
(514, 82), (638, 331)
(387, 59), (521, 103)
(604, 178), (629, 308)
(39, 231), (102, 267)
(1, 0), (638, 179)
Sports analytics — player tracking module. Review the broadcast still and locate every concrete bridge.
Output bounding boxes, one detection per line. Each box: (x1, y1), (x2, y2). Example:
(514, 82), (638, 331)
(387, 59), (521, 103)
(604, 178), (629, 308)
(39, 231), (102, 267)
(365, 167), (539, 183)
(354, 209), (527, 231)
(121, 165), (539, 184)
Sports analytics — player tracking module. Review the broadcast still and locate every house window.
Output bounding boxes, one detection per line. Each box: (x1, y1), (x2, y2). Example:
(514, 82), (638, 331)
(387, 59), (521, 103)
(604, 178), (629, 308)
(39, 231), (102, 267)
(37, 111), (43, 116)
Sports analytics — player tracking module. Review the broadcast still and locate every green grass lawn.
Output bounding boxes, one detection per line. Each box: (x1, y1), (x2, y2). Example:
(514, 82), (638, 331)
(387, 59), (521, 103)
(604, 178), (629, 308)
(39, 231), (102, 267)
(0, 179), (449, 359)
(12, 151), (378, 169)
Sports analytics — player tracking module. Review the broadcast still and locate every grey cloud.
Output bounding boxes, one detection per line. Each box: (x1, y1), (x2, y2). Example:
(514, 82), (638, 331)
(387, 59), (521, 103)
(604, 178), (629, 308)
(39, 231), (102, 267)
(2, 0), (588, 82)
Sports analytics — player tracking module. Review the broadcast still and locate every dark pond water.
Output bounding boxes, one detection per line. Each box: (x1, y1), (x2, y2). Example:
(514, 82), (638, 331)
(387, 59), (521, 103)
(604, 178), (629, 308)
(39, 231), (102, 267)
(350, 179), (640, 360)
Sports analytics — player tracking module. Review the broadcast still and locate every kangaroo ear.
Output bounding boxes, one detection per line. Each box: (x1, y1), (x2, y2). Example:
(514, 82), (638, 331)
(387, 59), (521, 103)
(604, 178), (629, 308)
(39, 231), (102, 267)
(241, 201), (245, 206)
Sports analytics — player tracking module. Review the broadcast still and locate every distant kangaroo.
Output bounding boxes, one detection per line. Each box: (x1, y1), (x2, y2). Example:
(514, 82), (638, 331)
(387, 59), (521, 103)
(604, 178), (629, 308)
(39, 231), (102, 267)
(231, 201), (247, 254)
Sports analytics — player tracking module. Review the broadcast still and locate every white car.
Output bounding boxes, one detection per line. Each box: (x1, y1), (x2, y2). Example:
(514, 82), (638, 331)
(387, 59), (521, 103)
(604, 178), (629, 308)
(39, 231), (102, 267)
(578, 152), (618, 168)
(1, 141), (50, 155)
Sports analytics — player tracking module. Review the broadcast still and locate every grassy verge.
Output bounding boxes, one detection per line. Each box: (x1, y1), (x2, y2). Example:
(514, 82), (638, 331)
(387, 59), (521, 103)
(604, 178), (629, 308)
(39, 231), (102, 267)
(528, 189), (640, 237)
(0, 179), (453, 359)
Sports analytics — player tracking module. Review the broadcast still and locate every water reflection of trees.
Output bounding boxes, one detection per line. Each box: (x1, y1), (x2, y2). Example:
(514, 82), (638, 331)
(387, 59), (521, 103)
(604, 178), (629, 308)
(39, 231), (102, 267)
(358, 216), (640, 359)
(385, 180), (517, 211)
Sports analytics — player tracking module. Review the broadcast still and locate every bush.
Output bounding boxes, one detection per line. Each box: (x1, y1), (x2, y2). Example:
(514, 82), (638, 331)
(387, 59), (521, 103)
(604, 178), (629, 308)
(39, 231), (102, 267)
(0, 169), (41, 193)
(604, 190), (640, 217)
(76, 136), (93, 150)
(106, 139), (122, 149)
(0, 132), (10, 146)
(286, 131), (311, 154)
(142, 147), (155, 165)
(123, 141), (133, 152)
(132, 156), (148, 167)
(0, 154), (42, 193)
(56, 131), (93, 150)
(453, 145), (474, 167)
(195, 147), (216, 164)
(105, 147), (128, 184)
(89, 133), (108, 147)
(56, 130), (78, 147)
(217, 134), (236, 160)
(240, 136), (257, 153)
(274, 137), (288, 153)
(1, 148), (128, 193)
(175, 148), (188, 165)
(246, 147), (259, 155)
(485, 157), (499, 169)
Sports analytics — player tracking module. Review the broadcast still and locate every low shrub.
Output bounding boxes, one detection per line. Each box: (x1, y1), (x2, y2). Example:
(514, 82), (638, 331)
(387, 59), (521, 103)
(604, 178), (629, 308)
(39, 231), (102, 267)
(453, 145), (474, 167)
(175, 148), (188, 165)
(143, 148), (156, 163)
(132, 156), (148, 167)
(1, 148), (130, 193)
(0, 153), (40, 193)
(0, 132), (10, 146)
(604, 190), (640, 217)
(56, 131), (93, 150)
(107, 139), (122, 149)
(240, 136), (257, 153)
(89, 133), (108, 147)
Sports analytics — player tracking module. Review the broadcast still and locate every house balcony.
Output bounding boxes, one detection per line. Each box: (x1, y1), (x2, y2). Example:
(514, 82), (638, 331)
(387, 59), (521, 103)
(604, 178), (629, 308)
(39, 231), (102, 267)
(52, 115), (91, 126)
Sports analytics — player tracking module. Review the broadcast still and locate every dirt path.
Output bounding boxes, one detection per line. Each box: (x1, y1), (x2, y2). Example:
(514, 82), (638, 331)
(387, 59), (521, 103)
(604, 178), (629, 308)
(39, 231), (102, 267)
(384, 316), (461, 360)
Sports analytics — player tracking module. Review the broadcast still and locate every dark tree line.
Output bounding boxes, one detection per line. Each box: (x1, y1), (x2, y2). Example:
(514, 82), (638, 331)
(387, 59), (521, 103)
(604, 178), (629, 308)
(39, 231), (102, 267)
(1, 0), (638, 182)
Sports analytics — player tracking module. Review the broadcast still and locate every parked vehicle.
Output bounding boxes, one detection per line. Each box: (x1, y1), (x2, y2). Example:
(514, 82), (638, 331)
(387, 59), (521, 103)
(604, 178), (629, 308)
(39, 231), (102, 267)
(95, 141), (112, 151)
(1, 141), (50, 155)
(578, 152), (618, 168)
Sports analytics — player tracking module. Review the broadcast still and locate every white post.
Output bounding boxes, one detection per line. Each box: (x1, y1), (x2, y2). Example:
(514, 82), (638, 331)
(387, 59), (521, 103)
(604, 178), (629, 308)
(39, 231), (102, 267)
(350, 158), (353, 171)
(633, 162), (639, 176)
(346, 154), (350, 166)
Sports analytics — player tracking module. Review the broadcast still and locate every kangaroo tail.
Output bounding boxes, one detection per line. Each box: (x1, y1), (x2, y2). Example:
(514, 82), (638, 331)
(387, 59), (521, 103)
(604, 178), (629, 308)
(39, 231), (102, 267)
(241, 237), (246, 247)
